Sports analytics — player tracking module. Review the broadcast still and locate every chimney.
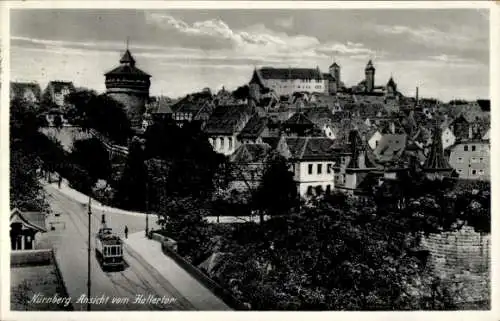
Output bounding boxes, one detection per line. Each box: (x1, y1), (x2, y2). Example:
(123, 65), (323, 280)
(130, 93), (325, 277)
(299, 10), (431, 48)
(416, 87), (419, 103)
(468, 126), (473, 139)
(390, 122), (396, 134)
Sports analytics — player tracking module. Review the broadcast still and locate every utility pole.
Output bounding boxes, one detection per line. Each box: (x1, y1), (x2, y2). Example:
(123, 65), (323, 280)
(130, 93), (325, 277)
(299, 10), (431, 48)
(87, 195), (92, 311)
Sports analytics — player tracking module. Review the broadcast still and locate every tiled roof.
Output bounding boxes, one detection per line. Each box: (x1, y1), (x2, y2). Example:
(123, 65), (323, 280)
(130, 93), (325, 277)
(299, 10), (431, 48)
(477, 99), (490, 112)
(304, 107), (335, 125)
(204, 105), (253, 135)
(285, 137), (336, 161)
(10, 82), (42, 101)
(120, 49), (136, 65)
(106, 49), (151, 77)
(172, 92), (214, 114)
(105, 65), (151, 77)
(283, 112), (314, 126)
(150, 97), (173, 114)
(257, 67), (324, 80)
(238, 114), (268, 139)
(373, 134), (407, 163)
(261, 136), (282, 150)
(10, 208), (47, 232)
(230, 143), (272, 163)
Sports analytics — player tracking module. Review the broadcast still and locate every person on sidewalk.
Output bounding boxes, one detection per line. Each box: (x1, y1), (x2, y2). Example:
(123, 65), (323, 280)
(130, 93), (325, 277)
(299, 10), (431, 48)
(124, 225), (129, 239)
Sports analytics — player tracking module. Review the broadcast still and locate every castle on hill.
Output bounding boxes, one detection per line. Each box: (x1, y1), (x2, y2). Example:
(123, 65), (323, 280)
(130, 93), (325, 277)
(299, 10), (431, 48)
(249, 59), (401, 99)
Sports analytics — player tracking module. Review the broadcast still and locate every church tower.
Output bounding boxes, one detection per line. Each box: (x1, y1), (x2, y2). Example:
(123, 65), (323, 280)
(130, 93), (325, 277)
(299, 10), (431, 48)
(365, 60), (375, 93)
(105, 41), (151, 129)
(422, 120), (454, 180)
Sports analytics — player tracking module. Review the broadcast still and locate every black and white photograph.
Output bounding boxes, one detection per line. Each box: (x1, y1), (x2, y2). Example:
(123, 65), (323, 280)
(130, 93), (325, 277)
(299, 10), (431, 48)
(3, 1), (494, 316)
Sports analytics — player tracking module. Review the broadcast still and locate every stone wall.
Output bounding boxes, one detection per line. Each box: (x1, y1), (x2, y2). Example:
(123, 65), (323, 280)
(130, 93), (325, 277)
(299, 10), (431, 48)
(107, 92), (147, 128)
(420, 225), (490, 307)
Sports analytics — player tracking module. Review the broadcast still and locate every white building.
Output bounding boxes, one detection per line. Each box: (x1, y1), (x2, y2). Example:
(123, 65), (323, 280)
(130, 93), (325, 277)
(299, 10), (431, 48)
(249, 67), (326, 97)
(276, 137), (337, 197)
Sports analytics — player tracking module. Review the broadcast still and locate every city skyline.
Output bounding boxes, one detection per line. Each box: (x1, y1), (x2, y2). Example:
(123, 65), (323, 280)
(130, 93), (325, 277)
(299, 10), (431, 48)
(11, 9), (489, 101)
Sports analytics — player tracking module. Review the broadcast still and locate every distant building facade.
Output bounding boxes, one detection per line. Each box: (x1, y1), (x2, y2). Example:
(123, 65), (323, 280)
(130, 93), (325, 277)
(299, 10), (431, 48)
(249, 67), (326, 97)
(448, 141), (490, 181)
(10, 82), (42, 105)
(43, 81), (75, 108)
(105, 47), (151, 128)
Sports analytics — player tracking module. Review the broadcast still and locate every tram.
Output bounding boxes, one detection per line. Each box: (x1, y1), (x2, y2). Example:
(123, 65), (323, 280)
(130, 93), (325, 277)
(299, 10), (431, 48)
(95, 221), (125, 271)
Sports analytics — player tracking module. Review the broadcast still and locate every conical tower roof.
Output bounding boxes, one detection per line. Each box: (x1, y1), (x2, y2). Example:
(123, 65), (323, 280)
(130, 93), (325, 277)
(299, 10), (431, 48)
(365, 59), (375, 71)
(120, 49), (136, 66)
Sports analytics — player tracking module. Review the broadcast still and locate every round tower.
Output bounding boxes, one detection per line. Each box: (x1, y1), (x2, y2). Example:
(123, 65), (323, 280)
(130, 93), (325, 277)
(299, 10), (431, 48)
(365, 60), (375, 93)
(105, 46), (151, 129)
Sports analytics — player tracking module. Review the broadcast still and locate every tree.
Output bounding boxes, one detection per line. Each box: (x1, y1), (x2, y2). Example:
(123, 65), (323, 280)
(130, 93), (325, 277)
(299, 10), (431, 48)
(10, 98), (51, 212)
(70, 138), (111, 183)
(144, 119), (228, 199)
(114, 138), (147, 211)
(66, 91), (132, 145)
(159, 197), (212, 264)
(233, 85), (250, 100)
(252, 154), (298, 222)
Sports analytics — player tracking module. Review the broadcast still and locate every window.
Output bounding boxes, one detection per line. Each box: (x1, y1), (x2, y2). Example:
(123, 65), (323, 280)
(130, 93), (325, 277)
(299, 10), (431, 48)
(325, 185), (332, 195)
(457, 169), (463, 173)
(471, 157), (478, 164)
(308, 164), (313, 174)
(472, 145), (476, 151)
(480, 157), (484, 163)
(375, 141), (380, 147)
(306, 186), (313, 196)
(228, 137), (233, 150)
(471, 169), (477, 175)
(457, 157), (463, 164)
(327, 164), (332, 174)
(464, 145), (469, 151)
(219, 137), (224, 150)
(479, 170), (485, 175)
(315, 185), (323, 195)
(317, 164), (322, 174)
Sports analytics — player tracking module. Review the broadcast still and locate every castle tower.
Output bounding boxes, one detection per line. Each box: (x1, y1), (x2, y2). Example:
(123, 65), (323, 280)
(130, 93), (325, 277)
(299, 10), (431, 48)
(105, 42), (151, 129)
(248, 67), (264, 102)
(329, 60), (341, 85)
(386, 75), (397, 97)
(365, 60), (375, 93)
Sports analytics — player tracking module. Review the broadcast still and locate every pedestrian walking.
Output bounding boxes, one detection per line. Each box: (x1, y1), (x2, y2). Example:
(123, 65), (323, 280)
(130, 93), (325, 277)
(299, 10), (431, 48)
(124, 225), (129, 239)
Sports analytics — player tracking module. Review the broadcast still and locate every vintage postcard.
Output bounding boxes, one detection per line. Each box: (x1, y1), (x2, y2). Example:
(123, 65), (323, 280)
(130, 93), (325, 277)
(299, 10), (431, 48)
(1, 1), (498, 320)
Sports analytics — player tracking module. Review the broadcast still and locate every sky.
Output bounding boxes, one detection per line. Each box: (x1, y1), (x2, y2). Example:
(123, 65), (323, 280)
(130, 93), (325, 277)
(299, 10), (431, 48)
(10, 9), (490, 101)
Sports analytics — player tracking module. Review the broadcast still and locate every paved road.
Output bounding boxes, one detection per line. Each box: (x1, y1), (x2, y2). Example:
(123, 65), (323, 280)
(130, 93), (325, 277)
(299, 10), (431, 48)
(42, 184), (194, 311)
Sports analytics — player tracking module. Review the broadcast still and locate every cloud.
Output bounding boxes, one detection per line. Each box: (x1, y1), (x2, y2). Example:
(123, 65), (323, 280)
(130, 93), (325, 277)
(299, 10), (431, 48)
(373, 24), (484, 50)
(143, 12), (377, 63)
(275, 16), (294, 29)
(316, 41), (378, 56)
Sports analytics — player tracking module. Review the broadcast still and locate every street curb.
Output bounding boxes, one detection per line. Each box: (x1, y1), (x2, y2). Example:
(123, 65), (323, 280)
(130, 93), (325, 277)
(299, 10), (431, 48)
(121, 241), (197, 311)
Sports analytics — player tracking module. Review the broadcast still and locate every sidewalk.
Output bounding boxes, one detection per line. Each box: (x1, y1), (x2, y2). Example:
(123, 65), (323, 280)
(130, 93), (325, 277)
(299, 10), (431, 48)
(43, 178), (147, 217)
(123, 232), (231, 311)
(43, 178), (268, 223)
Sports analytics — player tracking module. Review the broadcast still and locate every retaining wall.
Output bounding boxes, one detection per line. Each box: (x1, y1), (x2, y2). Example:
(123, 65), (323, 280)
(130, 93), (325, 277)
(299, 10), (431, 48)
(420, 225), (490, 307)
